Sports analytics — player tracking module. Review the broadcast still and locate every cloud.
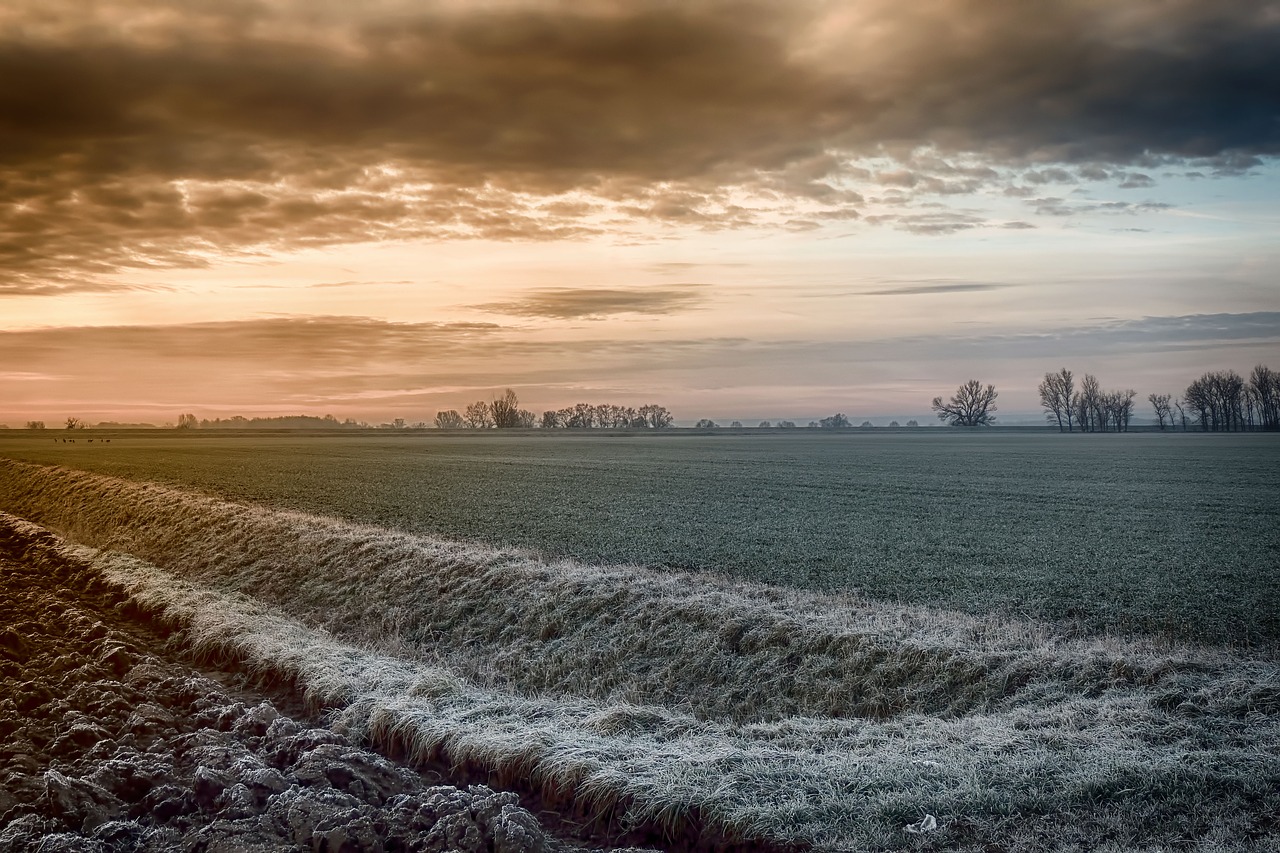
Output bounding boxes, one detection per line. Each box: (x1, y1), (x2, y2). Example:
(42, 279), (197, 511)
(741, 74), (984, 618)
(861, 281), (1011, 296)
(4, 311), (1277, 420)
(1118, 173), (1156, 189)
(865, 211), (987, 234)
(0, 0), (1276, 287)
(0, 279), (173, 298)
(1027, 197), (1174, 218)
(307, 280), (414, 289)
(470, 285), (706, 319)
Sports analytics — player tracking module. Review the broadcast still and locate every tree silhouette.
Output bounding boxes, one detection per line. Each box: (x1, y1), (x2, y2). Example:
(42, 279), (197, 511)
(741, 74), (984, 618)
(931, 380), (998, 426)
(1038, 368), (1074, 432)
(463, 401), (493, 429)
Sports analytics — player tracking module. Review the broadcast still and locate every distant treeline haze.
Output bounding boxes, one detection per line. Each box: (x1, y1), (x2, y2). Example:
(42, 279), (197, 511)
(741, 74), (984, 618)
(1038, 364), (1280, 432)
(38, 364), (1280, 432)
(434, 390), (675, 430)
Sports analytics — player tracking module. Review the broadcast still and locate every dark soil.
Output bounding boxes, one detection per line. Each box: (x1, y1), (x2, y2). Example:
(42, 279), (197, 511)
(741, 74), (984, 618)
(0, 533), (623, 853)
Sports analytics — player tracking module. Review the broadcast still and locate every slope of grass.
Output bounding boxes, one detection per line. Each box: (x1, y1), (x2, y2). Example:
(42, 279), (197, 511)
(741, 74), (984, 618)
(2, 430), (1277, 648)
(1, 463), (1279, 850)
(0, 459), (1250, 721)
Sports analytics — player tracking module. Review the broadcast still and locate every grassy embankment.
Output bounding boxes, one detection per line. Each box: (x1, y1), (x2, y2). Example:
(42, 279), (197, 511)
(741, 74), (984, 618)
(1, 458), (1278, 851)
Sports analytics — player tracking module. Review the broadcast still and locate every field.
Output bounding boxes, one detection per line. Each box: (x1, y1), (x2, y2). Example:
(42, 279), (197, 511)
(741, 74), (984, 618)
(1, 430), (1277, 648)
(1, 431), (1278, 851)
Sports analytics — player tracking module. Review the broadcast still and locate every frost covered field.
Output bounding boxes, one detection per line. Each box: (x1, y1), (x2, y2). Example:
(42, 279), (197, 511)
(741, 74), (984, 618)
(2, 431), (1278, 647)
(1, 432), (1278, 851)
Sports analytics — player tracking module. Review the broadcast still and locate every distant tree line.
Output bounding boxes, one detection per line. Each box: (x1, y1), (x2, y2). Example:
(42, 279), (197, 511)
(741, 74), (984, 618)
(195, 414), (365, 429)
(1036, 370), (1136, 432)
(1178, 365), (1280, 431)
(1036, 364), (1280, 432)
(434, 390), (675, 430)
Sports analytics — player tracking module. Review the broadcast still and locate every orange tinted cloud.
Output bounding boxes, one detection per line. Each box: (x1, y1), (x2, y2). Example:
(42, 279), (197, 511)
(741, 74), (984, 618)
(1, 0), (1276, 293)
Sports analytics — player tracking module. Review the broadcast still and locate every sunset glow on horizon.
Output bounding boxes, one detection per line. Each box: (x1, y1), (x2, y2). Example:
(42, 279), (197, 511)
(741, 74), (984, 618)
(3, 0), (1278, 426)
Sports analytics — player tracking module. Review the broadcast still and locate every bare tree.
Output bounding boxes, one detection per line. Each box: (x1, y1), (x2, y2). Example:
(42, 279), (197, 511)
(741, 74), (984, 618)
(1116, 389), (1137, 432)
(638, 404), (674, 429)
(1185, 370), (1247, 431)
(758, 421), (771, 428)
(1038, 368), (1074, 432)
(434, 409), (465, 429)
(819, 413), (851, 428)
(1078, 374), (1103, 432)
(932, 380), (998, 426)
(64, 417), (83, 430)
(489, 389), (523, 428)
(1249, 364), (1280, 431)
(176, 413), (198, 429)
(1148, 393), (1173, 430)
(463, 401), (493, 429)
(695, 419), (718, 429)
(25, 420), (45, 430)
(1072, 385), (1091, 433)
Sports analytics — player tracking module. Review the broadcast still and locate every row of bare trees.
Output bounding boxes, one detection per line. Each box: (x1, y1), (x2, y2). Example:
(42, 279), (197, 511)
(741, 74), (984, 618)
(435, 390), (675, 430)
(1179, 365), (1280, 431)
(1037, 370), (1138, 432)
(1038, 364), (1279, 432)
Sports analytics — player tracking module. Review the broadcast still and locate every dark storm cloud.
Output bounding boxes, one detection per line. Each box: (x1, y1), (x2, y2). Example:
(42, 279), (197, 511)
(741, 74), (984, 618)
(1, 0), (1278, 287)
(470, 285), (706, 319)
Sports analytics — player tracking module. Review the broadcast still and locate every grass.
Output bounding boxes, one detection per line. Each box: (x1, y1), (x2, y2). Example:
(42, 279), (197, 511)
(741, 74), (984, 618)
(1, 430), (1278, 648)
(1, 461), (1279, 851)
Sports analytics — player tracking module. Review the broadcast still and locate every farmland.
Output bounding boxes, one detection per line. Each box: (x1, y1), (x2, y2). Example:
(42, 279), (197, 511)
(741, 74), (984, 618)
(1, 430), (1277, 648)
(1, 432), (1278, 851)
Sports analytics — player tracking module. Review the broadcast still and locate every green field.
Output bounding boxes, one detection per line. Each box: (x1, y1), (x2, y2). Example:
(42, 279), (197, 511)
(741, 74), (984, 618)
(2, 429), (1277, 647)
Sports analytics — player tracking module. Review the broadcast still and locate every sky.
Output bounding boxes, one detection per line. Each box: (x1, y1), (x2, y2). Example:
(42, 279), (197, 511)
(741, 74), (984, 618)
(2, 0), (1278, 426)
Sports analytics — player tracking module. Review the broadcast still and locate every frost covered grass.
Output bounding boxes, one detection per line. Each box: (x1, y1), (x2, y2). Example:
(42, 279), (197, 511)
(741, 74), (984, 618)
(1, 430), (1277, 648)
(1, 463), (1279, 851)
(0, 459), (1257, 721)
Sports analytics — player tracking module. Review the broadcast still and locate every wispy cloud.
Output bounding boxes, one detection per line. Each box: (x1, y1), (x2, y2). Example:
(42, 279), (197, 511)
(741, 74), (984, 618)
(861, 282), (1011, 296)
(470, 286), (707, 319)
(4, 311), (1276, 421)
(307, 280), (414, 289)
